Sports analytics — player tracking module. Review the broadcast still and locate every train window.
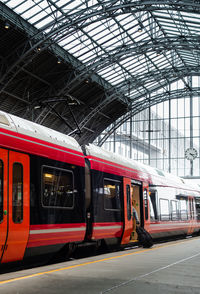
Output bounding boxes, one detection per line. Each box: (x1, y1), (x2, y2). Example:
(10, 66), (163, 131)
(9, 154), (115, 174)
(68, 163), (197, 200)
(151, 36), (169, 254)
(195, 198), (200, 220)
(149, 191), (158, 221)
(0, 160), (3, 222)
(104, 179), (121, 211)
(126, 184), (131, 220)
(189, 199), (195, 219)
(171, 200), (179, 220)
(42, 166), (74, 209)
(160, 199), (170, 221)
(180, 199), (188, 220)
(12, 163), (23, 223)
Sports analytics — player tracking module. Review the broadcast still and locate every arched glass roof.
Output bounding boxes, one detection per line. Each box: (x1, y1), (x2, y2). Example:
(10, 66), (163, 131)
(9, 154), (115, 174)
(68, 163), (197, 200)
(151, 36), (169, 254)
(2, 0), (200, 103)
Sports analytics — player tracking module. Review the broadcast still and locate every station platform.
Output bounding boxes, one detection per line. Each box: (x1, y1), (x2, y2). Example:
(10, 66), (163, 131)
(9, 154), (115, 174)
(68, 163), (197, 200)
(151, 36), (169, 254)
(0, 236), (200, 294)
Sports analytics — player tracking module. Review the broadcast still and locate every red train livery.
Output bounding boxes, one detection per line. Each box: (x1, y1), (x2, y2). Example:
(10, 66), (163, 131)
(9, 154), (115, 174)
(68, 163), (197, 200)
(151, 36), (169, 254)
(0, 111), (200, 264)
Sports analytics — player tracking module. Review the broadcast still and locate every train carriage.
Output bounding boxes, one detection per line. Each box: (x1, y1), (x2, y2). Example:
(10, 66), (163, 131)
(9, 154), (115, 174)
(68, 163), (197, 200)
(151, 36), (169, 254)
(0, 111), (86, 263)
(84, 144), (148, 247)
(85, 144), (200, 246)
(0, 110), (200, 265)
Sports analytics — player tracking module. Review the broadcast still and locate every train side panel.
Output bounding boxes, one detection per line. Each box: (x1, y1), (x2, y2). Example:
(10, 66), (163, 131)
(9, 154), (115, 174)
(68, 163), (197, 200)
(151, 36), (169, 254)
(88, 169), (123, 244)
(147, 185), (200, 239)
(24, 154), (86, 258)
(0, 150), (30, 263)
(0, 115), (87, 263)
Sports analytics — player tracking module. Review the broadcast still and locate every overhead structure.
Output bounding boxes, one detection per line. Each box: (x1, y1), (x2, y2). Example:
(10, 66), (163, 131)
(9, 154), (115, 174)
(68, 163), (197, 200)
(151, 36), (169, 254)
(0, 0), (200, 144)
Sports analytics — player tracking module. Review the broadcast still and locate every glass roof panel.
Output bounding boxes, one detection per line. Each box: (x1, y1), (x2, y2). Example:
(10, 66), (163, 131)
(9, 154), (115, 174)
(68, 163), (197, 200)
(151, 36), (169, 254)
(2, 0), (200, 101)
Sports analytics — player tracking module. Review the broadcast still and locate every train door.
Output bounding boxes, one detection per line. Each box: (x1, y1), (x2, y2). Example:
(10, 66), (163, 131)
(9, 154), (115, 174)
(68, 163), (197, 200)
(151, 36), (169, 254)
(121, 178), (132, 244)
(130, 182), (142, 241)
(0, 150), (30, 263)
(188, 196), (195, 235)
(0, 149), (8, 261)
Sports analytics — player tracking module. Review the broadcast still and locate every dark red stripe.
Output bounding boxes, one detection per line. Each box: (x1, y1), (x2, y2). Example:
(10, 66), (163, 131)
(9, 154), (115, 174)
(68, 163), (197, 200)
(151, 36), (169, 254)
(27, 223), (86, 247)
(91, 222), (123, 240)
(27, 232), (85, 247)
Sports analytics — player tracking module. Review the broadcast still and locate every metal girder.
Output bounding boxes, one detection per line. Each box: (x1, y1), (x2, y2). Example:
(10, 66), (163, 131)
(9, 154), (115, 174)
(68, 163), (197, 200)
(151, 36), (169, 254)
(73, 65), (200, 134)
(97, 87), (200, 146)
(1, 0), (200, 146)
(119, 65), (200, 100)
(1, 1), (200, 100)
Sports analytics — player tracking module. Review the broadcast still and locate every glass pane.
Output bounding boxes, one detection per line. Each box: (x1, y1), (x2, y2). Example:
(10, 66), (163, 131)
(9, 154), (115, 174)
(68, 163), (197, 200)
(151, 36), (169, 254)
(13, 163), (23, 223)
(171, 200), (179, 220)
(104, 179), (121, 210)
(160, 199), (169, 220)
(193, 117), (199, 136)
(195, 198), (200, 220)
(42, 167), (74, 208)
(126, 185), (131, 221)
(0, 160), (3, 222)
(149, 191), (158, 221)
(180, 199), (188, 220)
(193, 97), (199, 117)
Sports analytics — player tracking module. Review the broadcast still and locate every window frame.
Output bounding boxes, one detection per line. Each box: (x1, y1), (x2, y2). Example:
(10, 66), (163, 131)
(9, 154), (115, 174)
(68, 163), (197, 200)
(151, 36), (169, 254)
(170, 200), (179, 221)
(149, 190), (158, 221)
(41, 165), (75, 210)
(180, 198), (188, 220)
(12, 162), (23, 224)
(195, 197), (200, 220)
(103, 178), (121, 211)
(126, 184), (131, 221)
(159, 198), (170, 221)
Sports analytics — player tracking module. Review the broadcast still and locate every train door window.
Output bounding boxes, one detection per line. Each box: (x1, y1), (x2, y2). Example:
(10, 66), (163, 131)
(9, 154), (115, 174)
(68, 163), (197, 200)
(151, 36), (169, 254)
(104, 179), (121, 210)
(149, 191), (158, 221)
(195, 198), (200, 220)
(0, 160), (3, 222)
(144, 189), (148, 220)
(160, 199), (170, 221)
(171, 200), (179, 220)
(189, 199), (194, 219)
(42, 166), (74, 209)
(12, 163), (23, 223)
(192, 199), (195, 218)
(180, 199), (188, 220)
(126, 184), (131, 220)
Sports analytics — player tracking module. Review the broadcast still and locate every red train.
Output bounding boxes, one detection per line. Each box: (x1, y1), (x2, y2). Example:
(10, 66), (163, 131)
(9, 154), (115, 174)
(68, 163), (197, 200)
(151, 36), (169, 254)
(0, 110), (200, 264)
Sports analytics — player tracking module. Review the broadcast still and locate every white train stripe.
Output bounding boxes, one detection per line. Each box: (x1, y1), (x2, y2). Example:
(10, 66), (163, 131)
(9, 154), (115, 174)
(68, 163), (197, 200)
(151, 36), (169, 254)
(30, 227), (86, 234)
(94, 225), (122, 230)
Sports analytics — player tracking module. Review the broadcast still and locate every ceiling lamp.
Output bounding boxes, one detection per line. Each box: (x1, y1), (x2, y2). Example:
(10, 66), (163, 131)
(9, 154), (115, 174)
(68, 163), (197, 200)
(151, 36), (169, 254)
(4, 22), (10, 29)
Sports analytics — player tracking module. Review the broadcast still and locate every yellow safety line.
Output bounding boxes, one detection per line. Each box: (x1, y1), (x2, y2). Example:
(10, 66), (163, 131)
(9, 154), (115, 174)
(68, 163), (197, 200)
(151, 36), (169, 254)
(0, 237), (197, 286)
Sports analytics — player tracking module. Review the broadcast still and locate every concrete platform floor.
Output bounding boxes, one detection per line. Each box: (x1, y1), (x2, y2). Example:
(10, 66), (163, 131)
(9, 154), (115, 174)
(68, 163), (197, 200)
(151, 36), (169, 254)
(1, 236), (200, 294)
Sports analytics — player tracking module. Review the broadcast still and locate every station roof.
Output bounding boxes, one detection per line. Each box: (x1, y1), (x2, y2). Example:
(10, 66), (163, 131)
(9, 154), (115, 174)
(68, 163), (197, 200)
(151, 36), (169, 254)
(1, 1), (200, 144)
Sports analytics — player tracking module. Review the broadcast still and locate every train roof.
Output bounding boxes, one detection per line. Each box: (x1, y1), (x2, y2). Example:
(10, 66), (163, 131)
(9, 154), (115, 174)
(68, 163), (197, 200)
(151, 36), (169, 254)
(85, 144), (199, 191)
(0, 111), (82, 153)
(85, 143), (148, 173)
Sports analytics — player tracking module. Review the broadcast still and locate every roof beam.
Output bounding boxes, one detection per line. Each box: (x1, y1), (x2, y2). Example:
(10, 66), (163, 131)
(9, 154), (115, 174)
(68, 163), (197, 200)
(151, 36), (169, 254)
(97, 86), (200, 146)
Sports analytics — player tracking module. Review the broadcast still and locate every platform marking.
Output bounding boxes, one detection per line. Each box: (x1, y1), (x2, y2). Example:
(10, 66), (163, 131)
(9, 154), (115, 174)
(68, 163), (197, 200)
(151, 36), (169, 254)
(0, 238), (199, 286)
(101, 251), (200, 293)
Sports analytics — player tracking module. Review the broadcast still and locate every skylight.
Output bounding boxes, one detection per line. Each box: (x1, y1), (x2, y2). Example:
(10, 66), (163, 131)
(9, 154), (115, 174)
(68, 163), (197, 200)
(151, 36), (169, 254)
(2, 0), (200, 101)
